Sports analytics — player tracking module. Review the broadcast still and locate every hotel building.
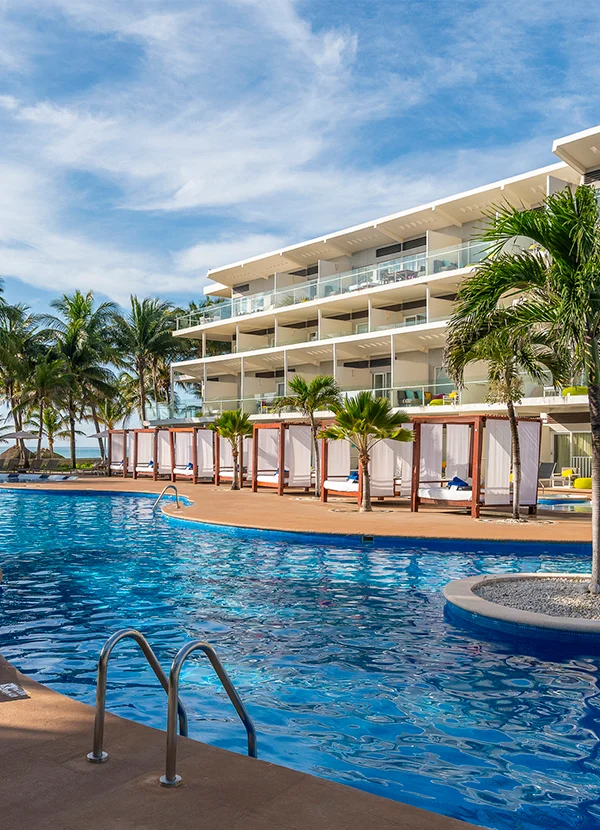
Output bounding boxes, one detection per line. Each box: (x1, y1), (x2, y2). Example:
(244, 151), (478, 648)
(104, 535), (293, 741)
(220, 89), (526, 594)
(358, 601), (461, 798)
(165, 126), (600, 478)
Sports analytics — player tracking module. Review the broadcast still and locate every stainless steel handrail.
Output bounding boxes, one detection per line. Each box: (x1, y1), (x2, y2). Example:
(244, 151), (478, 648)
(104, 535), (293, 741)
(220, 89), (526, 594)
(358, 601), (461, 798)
(160, 641), (257, 787)
(87, 629), (188, 764)
(153, 484), (181, 511)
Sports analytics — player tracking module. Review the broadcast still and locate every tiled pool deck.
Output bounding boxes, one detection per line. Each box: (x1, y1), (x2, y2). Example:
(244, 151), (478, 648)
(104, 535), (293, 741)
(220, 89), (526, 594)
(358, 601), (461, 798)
(0, 479), (590, 828)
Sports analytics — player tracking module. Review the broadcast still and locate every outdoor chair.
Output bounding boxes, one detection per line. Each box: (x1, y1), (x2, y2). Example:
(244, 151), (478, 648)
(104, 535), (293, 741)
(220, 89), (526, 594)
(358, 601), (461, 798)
(537, 461), (556, 494)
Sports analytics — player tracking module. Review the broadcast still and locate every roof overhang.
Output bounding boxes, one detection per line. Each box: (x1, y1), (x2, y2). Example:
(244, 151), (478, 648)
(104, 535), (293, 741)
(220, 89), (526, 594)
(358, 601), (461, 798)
(553, 125), (600, 174)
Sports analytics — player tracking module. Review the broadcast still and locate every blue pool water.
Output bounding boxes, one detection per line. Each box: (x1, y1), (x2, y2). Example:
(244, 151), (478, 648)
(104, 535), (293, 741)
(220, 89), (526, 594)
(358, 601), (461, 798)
(0, 490), (599, 830)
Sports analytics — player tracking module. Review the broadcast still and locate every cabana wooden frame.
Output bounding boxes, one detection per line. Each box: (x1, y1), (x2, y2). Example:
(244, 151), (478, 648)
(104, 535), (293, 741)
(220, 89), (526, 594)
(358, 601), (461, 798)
(169, 427), (215, 485)
(107, 429), (129, 478)
(214, 433), (251, 488)
(319, 437), (362, 504)
(410, 414), (542, 518)
(131, 428), (158, 481)
(251, 422), (312, 496)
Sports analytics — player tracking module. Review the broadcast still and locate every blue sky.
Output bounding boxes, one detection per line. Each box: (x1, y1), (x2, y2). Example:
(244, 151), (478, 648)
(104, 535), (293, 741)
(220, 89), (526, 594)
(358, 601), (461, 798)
(0, 0), (599, 314)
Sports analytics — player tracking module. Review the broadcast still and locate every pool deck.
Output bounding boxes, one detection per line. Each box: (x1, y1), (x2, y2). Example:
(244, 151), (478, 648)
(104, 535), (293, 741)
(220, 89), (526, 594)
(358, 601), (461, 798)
(0, 656), (481, 830)
(0, 476), (591, 543)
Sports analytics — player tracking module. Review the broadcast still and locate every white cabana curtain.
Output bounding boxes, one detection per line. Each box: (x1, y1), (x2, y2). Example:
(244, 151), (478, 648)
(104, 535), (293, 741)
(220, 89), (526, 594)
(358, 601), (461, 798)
(242, 435), (253, 473)
(518, 421), (541, 505)
(446, 424), (471, 481)
(196, 430), (214, 477)
(219, 437), (233, 471)
(394, 429), (413, 496)
(370, 439), (396, 497)
(327, 438), (351, 478)
(420, 424), (443, 482)
(137, 432), (153, 465)
(485, 420), (512, 504)
(110, 432), (125, 463)
(257, 429), (279, 472)
(286, 426), (311, 487)
(157, 430), (171, 475)
(174, 432), (193, 468)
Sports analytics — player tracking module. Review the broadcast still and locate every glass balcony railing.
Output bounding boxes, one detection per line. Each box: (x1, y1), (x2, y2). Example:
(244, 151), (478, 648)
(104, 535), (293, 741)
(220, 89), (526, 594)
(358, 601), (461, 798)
(175, 240), (490, 330)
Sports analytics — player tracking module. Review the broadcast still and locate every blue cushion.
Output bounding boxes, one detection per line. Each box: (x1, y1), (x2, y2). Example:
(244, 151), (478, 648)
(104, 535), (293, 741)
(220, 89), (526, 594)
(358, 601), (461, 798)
(186, 462), (193, 469)
(347, 470), (359, 482)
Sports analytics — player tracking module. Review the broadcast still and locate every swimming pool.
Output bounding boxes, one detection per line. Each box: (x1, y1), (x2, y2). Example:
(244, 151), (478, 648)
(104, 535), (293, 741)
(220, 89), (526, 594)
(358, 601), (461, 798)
(0, 489), (598, 830)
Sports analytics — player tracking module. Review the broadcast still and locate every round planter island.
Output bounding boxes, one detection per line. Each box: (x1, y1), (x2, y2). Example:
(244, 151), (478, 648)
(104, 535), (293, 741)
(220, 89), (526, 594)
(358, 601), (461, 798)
(444, 573), (600, 649)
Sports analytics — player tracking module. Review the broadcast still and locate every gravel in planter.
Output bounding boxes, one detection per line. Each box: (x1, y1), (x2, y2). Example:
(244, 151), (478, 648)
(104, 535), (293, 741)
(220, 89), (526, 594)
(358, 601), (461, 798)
(474, 577), (600, 619)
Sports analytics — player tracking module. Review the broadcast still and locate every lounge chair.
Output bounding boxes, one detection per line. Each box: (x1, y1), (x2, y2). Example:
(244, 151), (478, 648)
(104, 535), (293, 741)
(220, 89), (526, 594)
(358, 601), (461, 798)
(538, 461), (556, 494)
(80, 458), (108, 476)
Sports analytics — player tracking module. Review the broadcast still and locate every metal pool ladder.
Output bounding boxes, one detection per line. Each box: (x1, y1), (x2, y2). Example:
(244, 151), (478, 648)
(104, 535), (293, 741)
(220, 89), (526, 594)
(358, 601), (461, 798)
(87, 629), (188, 764)
(160, 640), (257, 787)
(86, 631), (257, 788)
(153, 484), (181, 511)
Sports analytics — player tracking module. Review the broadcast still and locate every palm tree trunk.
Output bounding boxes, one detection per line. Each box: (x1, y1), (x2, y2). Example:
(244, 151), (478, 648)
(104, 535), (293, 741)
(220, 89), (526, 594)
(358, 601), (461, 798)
(91, 404), (105, 458)
(359, 449), (372, 513)
(37, 401), (44, 459)
(68, 397), (77, 469)
(506, 399), (522, 521)
(138, 363), (147, 422)
(588, 381), (600, 592)
(151, 361), (160, 418)
(231, 441), (240, 490)
(310, 414), (320, 497)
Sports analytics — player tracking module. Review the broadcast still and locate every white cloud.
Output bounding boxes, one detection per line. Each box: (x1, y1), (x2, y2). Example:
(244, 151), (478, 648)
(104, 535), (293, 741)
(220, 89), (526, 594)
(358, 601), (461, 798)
(0, 0), (598, 304)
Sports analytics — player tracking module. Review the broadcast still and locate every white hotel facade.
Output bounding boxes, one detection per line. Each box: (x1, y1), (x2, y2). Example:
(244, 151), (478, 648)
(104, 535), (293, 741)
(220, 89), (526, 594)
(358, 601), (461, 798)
(167, 126), (600, 478)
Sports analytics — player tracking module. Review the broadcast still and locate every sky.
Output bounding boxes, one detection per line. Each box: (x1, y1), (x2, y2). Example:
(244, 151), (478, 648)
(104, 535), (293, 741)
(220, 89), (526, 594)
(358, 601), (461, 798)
(0, 0), (599, 316)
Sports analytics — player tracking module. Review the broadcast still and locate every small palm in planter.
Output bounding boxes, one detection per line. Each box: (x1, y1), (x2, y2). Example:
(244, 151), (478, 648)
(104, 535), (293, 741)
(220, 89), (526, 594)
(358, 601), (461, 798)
(320, 392), (412, 513)
(209, 410), (253, 490)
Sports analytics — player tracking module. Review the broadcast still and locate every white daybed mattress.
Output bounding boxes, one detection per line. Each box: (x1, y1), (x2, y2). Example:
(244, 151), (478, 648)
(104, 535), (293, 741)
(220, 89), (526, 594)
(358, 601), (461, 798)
(173, 466), (194, 477)
(418, 486), (472, 501)
(324, 478), (359, 493)
(256, 472), (289, 484)
(135, 464), (154, 474)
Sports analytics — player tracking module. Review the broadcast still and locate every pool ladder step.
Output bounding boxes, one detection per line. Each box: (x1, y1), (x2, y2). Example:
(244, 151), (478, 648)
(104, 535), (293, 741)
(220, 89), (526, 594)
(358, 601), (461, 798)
(152, 484), (181, 511)
(86, 629), (257, 787)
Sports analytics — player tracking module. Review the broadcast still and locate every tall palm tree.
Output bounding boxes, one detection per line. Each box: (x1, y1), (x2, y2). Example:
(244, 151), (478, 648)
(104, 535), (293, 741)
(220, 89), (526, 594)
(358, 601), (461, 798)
(275, 375), (341, 497)
(0, 302), (47, 462)
(97, 387), (135, 431)
(19, 357), (72, 458)
(319, 392), (412, 513)
(209, 410), (253, 490)
(27, 406), (71, 457)
(49, 321), (116, 468)
(114, 297), (176, 422)
(45, 291), (117, 458)
(449, 184), (600, 586)
(445, 314), (569, 519)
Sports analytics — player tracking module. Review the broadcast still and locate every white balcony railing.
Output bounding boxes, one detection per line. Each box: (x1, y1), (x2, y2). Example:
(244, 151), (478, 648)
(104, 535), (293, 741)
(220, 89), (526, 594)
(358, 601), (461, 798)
(175, 240), (489, 330)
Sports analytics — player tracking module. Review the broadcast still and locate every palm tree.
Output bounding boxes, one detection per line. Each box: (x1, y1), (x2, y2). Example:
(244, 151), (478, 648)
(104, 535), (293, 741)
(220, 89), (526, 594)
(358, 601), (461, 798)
(209, 410), (253, 490)
(114, 297), (176, 422)
(0, 303), (47, 463)
(28, 406), (71, 457)
(19, 358), (72, 458)
(275, 375), (341, 497)
(45, 291), (117, 458)
(97, 388), (134, 431)
(448, 184), (600, 585)
(319, 391), (412, 512)
(445, 315), (569, 519)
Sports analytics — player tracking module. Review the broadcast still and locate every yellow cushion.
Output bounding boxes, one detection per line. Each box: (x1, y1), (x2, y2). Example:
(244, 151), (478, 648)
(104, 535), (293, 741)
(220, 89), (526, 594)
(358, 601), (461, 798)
(574, 477), (592, 489)
(561, 469), (574, 478)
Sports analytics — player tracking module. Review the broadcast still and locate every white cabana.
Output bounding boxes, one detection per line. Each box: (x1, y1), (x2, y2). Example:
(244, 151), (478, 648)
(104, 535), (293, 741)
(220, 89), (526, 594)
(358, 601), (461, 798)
(170, 428), (215, 483)
(251, 423), (312, 494)
(412, 415), (541, 517)
(320, 438), (358, 501)
(108, 430), (128, 477)
(171, 428), (195, 481)
(133, 429), (156, 479)
(216, 434), (252, 486)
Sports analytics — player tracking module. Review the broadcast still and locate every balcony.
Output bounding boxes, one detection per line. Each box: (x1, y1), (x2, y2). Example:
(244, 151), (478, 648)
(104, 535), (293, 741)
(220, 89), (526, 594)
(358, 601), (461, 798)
(175, 240), (489, 330)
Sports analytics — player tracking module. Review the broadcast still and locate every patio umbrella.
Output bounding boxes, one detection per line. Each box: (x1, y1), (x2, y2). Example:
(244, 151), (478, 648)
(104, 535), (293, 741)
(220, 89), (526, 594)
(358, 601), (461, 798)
(88, 429), (109, 439)
(2, 430), (38, 440)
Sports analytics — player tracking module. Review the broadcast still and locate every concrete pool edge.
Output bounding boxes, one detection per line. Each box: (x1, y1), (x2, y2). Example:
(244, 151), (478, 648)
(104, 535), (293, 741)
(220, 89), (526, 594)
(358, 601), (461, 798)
(444, 574), (600, 640)
(0, 655), (482, 830)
